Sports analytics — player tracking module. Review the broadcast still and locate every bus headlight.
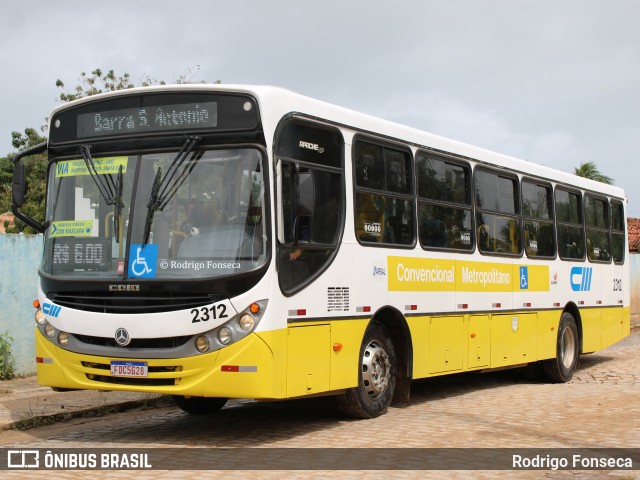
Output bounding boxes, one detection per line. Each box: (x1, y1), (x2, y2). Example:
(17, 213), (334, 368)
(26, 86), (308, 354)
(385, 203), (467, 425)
(218, 327), (232, 345)
(195, 335), (210, 353)
(58, 332), (69, 347)
(239, 314), (255, 331)
(44, 322), (55, 338)
(35, 309), (46, 325)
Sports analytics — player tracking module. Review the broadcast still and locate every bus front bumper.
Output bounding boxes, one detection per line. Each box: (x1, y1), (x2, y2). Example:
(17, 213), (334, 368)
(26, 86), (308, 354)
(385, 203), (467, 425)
(34, 328), (284, 399)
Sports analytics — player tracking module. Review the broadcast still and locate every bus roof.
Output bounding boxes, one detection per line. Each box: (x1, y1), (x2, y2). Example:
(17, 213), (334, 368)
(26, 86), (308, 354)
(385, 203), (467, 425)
(49, 83), (626, 201)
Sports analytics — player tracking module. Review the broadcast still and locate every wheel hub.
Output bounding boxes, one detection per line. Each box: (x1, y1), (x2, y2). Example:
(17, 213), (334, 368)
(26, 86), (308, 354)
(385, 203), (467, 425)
(361, 340), (391, 399)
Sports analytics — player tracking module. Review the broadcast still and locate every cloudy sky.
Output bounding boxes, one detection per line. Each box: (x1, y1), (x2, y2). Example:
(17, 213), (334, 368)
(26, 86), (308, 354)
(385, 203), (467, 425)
(2, 0), (639, 214)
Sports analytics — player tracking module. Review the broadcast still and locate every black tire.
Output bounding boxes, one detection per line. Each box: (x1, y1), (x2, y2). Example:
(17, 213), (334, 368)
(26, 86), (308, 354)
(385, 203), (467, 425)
(337, 322), (396, 419)
(541, 312), (579, 383)
(172, 396), (227, 415)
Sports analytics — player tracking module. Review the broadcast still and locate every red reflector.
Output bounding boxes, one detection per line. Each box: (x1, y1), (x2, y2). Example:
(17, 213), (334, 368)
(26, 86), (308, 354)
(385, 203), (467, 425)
(221, 365), (240, 372)
(458, 304), (468, 309)
(36, 357), (43, 364)
(405, 305), (417, 311)
(363, 306), (371, 312)
(553, 302), (561, 307)
(492, 303), (501, 308)
(523, 302), (532, 307)
(297, 309), (306, 316)
(578, 301), (585, 305)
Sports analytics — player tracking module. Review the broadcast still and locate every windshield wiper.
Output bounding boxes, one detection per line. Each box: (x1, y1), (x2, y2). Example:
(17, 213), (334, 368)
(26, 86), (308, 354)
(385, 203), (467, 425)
(141, 136), (202, 245)
(80, 145), (118, 205)
(114, 165), (124, 241)
(81, 146), (125, 243)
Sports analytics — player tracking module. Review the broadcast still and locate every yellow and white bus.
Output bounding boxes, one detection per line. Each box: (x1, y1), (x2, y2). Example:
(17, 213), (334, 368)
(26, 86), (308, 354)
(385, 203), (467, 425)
(12, 85), (629, 418)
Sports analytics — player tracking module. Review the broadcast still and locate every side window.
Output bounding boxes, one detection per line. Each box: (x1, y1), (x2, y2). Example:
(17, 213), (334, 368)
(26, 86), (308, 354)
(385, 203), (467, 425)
(522, 180), (556, 258)
(417, 154), (472, 250)
(354, 139), (415, 246)
(276, 121), (344, 294)
(555, 188), (584, 260)
(611, 200), (625, 264)
(475, 169), (521, 255)
(585, 195), (611, 263)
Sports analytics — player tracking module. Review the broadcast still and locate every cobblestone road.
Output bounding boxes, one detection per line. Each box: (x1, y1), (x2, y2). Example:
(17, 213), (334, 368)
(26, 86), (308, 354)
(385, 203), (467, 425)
(2, 330), (638, 480)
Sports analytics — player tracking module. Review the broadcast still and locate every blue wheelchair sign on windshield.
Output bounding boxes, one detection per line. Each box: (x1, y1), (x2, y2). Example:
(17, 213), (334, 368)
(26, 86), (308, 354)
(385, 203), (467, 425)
(128, 244), (158, 278)
(519, 266), (529, 290)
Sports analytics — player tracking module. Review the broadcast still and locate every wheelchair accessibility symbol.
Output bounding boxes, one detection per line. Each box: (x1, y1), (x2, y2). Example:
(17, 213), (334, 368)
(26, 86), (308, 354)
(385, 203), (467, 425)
(128, 244), (158, 278)
(519, 266), (529, 290)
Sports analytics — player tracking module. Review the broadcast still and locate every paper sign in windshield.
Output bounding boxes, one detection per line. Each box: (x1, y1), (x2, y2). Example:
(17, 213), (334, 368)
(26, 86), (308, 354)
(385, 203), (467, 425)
(50, 220), (94, 237)
(55, 157), (128, 177)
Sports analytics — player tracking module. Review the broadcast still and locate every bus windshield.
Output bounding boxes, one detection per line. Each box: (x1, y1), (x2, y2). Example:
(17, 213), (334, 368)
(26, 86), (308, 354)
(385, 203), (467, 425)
(42, 147), (267, 280)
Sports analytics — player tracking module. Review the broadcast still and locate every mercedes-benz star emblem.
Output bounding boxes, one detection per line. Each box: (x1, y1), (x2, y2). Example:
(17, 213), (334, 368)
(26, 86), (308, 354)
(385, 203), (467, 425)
(114, 328), (131, 347)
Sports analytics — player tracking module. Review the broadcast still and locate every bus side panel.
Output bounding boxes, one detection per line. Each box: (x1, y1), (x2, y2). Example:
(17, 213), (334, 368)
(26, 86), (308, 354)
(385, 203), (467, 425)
(601, 307), (624, 350)
(407, 316), (430, 379)
(428, 316), (464, 374)
(467, 315), (490, 369)
(536, 310), (559, 361)
(286, 325), (331, 397)
(581, 308), (602, 354)
(490, 313), (537, 368)
(329, 320), (368, 391)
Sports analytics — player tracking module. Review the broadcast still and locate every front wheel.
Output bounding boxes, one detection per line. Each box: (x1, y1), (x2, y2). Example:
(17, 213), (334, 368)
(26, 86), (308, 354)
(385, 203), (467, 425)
(172, 396), (227, 415)
(337, 323), (396, 419)
(541, 312), (579, 383)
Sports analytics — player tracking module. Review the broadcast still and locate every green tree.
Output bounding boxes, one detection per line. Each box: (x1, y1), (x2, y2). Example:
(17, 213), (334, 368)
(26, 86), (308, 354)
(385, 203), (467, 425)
(574, 161), (613, 185)
(56, 68), (138, 102)
(2, 128), (48, 233)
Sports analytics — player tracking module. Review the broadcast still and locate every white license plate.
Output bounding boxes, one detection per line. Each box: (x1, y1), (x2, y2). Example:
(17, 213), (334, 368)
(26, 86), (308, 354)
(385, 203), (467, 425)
(110, 361), (148, 377)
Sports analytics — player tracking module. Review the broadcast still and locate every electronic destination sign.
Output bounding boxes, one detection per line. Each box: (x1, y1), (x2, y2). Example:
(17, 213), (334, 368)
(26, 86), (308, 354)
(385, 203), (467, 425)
(49, 92), (259, 144)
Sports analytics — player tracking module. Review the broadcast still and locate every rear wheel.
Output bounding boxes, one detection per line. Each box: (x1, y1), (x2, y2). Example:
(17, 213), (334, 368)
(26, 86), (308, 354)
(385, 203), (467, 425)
(172, 396), (227, 415)
(337, 323), (396, 419)
(541, 312), (579, 383)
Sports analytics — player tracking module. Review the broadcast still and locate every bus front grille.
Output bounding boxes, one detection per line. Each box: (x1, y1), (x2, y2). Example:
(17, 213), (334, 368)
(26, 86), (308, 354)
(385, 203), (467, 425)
(73, 334), (191, 349)
(50, 291), (219, 314)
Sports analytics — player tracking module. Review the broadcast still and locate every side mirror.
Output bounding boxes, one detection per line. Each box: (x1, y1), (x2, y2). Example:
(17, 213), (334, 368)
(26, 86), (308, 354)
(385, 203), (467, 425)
(11, 142), (47, 233)
(11, 162), (25, 208)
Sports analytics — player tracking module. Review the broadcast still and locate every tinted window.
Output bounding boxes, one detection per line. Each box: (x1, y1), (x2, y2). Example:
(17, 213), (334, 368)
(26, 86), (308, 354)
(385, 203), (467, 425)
(611, 200), (625, 264)
(585, 195), (611, 263)
(475, 169), (521, 255)
(354, 140), (414, 246)
(555, 189), (584, 260)
(417, 154), (472, 251)
(522, 181), (556, 258)
(276, 121), (344, 294)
